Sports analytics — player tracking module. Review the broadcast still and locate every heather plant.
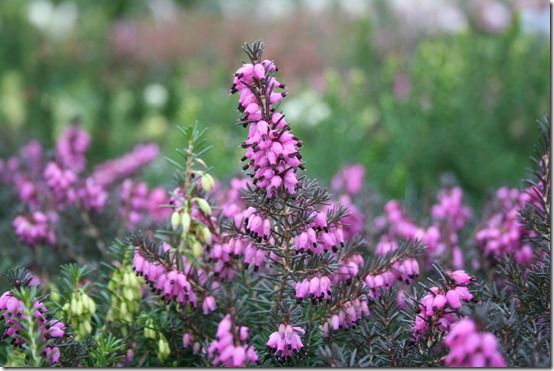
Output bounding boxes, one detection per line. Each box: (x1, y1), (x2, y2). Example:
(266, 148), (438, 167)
(0, 122), (166, 280)
(0, 42), (550, 368)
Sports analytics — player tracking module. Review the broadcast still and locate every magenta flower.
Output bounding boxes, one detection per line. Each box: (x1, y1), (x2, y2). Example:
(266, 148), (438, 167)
(132, 251), (198, 307)
(412, 271), (475, 339)
(120, 179), (149, 227)
(266, 324), (305, 360)
(231, 51), (303, 198)
(321, 298), (370, 336)
(331, 164), (366, 195)
(56, 125), (91, 173)
(208, 314), (259, 367)
(78, 177), (108, 213)
(43, 162), (77, 204)
(202, 295), (217, 315)
(147, 187), (171, 222)
(0, 291), (65, 364)
(295, 275), (332, 303)
(444, 318), (506, 367)
(12, 211), (56, 247)
(92, 143), (159, 187)
(476, 186), (536, 265)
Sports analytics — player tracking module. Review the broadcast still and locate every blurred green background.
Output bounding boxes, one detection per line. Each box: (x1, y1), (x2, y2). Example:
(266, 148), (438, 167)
(0, 0), (549, 206)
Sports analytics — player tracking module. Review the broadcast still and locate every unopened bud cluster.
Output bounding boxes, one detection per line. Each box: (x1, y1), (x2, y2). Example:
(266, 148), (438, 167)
(62, 289), (96, 339)
(107, 264), (144, 323)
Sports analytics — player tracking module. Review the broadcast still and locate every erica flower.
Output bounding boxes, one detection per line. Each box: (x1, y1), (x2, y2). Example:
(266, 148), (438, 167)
(92, 143), (159, 187)
(412, 270), (475, 339)
(331, 164), (366, 195)
(332, 254), (364, 284)
(431, 186), (471, 231)
(12, 211), (57, 247)
(231, 43), (303, 198)
(266, 324), (305, 360)
(295, 275), (332, 303)
(202, 295), (217, 315)
(444, 318), (506, 367)
(208, 314), (259, 367)
(78, 177), (108, 213)
(56, 125), (91, 173)
(132, 250), (198, 308)
(321, 298), (370, 336)
(43, 162), (77, 204)
(0, 291), (65, 364)
(475, 186), (535, 265)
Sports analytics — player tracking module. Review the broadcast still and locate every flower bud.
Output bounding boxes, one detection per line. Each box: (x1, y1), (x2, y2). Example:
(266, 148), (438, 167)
(171, 211), (182, 230)
(199, 226), (212, 245)
(201, 173), (215, 192)
(195, 198), (212, 216)
(191, 239), (203, 258)
(181, 213), (191, 234)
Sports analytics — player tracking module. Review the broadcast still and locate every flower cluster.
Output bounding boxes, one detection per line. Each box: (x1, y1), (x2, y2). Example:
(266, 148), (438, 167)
(293, 210), (345, 255)
(56, 124), (91, 173)
(364, 257), (420, 298)
(44, 162), (77, 204)
(444, 318), (506, 367)
(295, 275), (332, 303)
(0, 125), (161, 249)
(431, 186), (472, 231)
(12, 212), (57, 246)
(332, 254), (364, 284)
(91, 143), (159, 187)
(132, 250), (198, 308)
(120, 179), (170, 228)
(208, 314), (259, 367)
(266, 324), (305, 361)
(331, 164), (365, 195)
(320, 297), (370, 336)
(373, 185), (472, 270)
(412, 270), (474, 339)
(476, 186), (535, 265)
(0, 291), (65, 364)
(231, 44), (303, 197)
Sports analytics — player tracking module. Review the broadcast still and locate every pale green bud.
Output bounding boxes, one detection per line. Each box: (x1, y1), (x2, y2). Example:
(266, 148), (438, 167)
(191, 239), (203, 258)
(170, 211), (182, 231)
(181, 213), (191, 234)
(200, 173), (215, 193)
(194, 198), (212, 216)
(199, 226), (212, 245)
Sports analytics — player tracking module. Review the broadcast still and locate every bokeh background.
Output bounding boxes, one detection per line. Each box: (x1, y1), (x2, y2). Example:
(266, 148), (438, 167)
(0, 0), (549, 207)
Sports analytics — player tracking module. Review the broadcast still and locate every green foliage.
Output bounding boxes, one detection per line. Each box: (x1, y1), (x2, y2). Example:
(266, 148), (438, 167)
(0, 2), (547, 205)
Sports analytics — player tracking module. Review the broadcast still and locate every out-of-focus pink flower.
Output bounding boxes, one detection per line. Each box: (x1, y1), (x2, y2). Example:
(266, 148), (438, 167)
(12, 211), (56, 247)
(147, 187), (171, 222)
(202, 296), (217, 315)
(208, 314), (258, 367)
(92, 143), (159, 187)
(444, 318), (506, 367)
(331, 164), (366, 195)
(44, 162), (77, 204)
(393, 72), (411, 101)
(56, 125), (91, 173)
(78, 177), (108, 213)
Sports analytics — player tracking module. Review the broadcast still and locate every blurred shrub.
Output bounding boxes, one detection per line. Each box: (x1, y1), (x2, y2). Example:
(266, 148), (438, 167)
(0, 1), (548, 205)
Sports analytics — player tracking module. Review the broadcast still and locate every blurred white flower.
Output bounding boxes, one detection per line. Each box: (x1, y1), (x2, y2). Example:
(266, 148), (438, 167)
(148, 0), (178, 23)
(282, 90), (331, 127)
(478, 0), (512, 33)
(143, 84), (169, 109)
(27, 0), (78, 40)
